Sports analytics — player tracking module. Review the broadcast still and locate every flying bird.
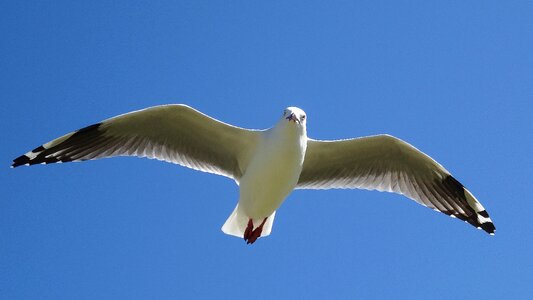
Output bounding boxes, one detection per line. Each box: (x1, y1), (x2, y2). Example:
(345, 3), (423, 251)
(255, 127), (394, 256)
(12, 105), (495, 243)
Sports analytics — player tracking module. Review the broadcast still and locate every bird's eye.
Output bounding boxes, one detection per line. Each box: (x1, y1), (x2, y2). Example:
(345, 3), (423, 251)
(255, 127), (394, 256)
(301, 115), (306, 120)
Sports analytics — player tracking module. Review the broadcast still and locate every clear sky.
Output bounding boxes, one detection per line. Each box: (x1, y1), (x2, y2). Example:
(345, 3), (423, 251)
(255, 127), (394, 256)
(1, 1), (532, 299)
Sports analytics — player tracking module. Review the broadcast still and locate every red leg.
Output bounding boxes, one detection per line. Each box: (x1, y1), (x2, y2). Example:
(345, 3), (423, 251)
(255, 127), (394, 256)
(245, 217), (268, 244)
(243, 219), (254, 242)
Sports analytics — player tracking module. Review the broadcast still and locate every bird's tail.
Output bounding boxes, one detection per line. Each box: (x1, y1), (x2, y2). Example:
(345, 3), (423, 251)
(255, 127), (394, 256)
(221, 204), (276, 239)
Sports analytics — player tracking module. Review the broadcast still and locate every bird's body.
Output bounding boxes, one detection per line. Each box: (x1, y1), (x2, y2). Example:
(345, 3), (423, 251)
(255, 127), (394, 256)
(12, 104), (495, 243)
(240, 121), (306, 218)
(222, 109), (308, 241)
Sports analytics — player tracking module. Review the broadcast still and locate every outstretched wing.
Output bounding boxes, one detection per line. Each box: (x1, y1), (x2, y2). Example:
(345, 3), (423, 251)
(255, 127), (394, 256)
(297, 134), (495, 234)
(12, 104), (260, 180)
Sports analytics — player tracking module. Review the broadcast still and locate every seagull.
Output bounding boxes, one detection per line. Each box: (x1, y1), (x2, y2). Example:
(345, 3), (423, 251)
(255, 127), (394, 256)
(12, 104), (495, 243)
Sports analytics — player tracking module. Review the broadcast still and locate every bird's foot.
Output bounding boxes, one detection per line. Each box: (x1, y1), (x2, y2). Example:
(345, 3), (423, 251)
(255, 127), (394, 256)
(244, 219), (254, 242)
(243, 217), (268, 244)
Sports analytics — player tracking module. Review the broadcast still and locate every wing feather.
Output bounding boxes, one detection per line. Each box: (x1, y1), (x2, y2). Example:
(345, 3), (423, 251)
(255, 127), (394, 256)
(297, 134), (495, 234)
(12, 104), (260, 180)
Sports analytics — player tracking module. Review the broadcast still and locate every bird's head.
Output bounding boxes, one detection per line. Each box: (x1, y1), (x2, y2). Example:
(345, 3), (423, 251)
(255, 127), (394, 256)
(281, 107), (307, 126)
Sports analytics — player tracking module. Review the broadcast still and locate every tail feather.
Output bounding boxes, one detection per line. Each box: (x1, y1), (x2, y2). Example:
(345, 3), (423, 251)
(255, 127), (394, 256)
(221, 204), (276, 239)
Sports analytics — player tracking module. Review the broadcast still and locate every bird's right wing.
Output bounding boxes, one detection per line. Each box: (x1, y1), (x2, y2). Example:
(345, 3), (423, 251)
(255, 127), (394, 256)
(297, 134), (495, 234)
(12, 104), (261, 180)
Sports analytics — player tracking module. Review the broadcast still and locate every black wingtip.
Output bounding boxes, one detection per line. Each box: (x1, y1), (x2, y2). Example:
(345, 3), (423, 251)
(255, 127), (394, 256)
(478, 210), (489, 218)
(12, 154), (31, 168)
(480, 222), (496, 235)
(11, 122), (103, 168)
(32, 145), (45, 152)
(441, 175), (496, 235)
(477, 210), (495, 234)
(76, 123), (102, 134)
(442, 175), (466, 198)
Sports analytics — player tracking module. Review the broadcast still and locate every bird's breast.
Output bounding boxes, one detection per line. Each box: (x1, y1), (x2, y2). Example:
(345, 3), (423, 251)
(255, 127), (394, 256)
(238, 130), (306, 218)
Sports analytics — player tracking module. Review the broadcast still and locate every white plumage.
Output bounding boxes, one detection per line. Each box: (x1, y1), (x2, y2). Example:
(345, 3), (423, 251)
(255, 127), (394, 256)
(12, 104), (495, 243)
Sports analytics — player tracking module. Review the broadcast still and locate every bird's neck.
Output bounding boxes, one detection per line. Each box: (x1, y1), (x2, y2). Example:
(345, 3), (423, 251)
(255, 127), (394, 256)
(266, 123), (307, 157)
(271, 122), (306, 141)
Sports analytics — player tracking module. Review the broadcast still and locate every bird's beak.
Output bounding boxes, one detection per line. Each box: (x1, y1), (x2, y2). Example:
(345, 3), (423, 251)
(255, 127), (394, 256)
(286, 113), (300, 124)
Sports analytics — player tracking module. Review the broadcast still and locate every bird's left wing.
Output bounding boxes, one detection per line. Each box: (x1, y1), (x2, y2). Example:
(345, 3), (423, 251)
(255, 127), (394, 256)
(297, 134), (495, 234)
(12, 104), (260, 180)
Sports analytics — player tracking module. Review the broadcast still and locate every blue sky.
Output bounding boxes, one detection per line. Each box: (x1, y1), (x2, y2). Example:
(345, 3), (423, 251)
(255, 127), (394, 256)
(1, 1), (532, 299)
